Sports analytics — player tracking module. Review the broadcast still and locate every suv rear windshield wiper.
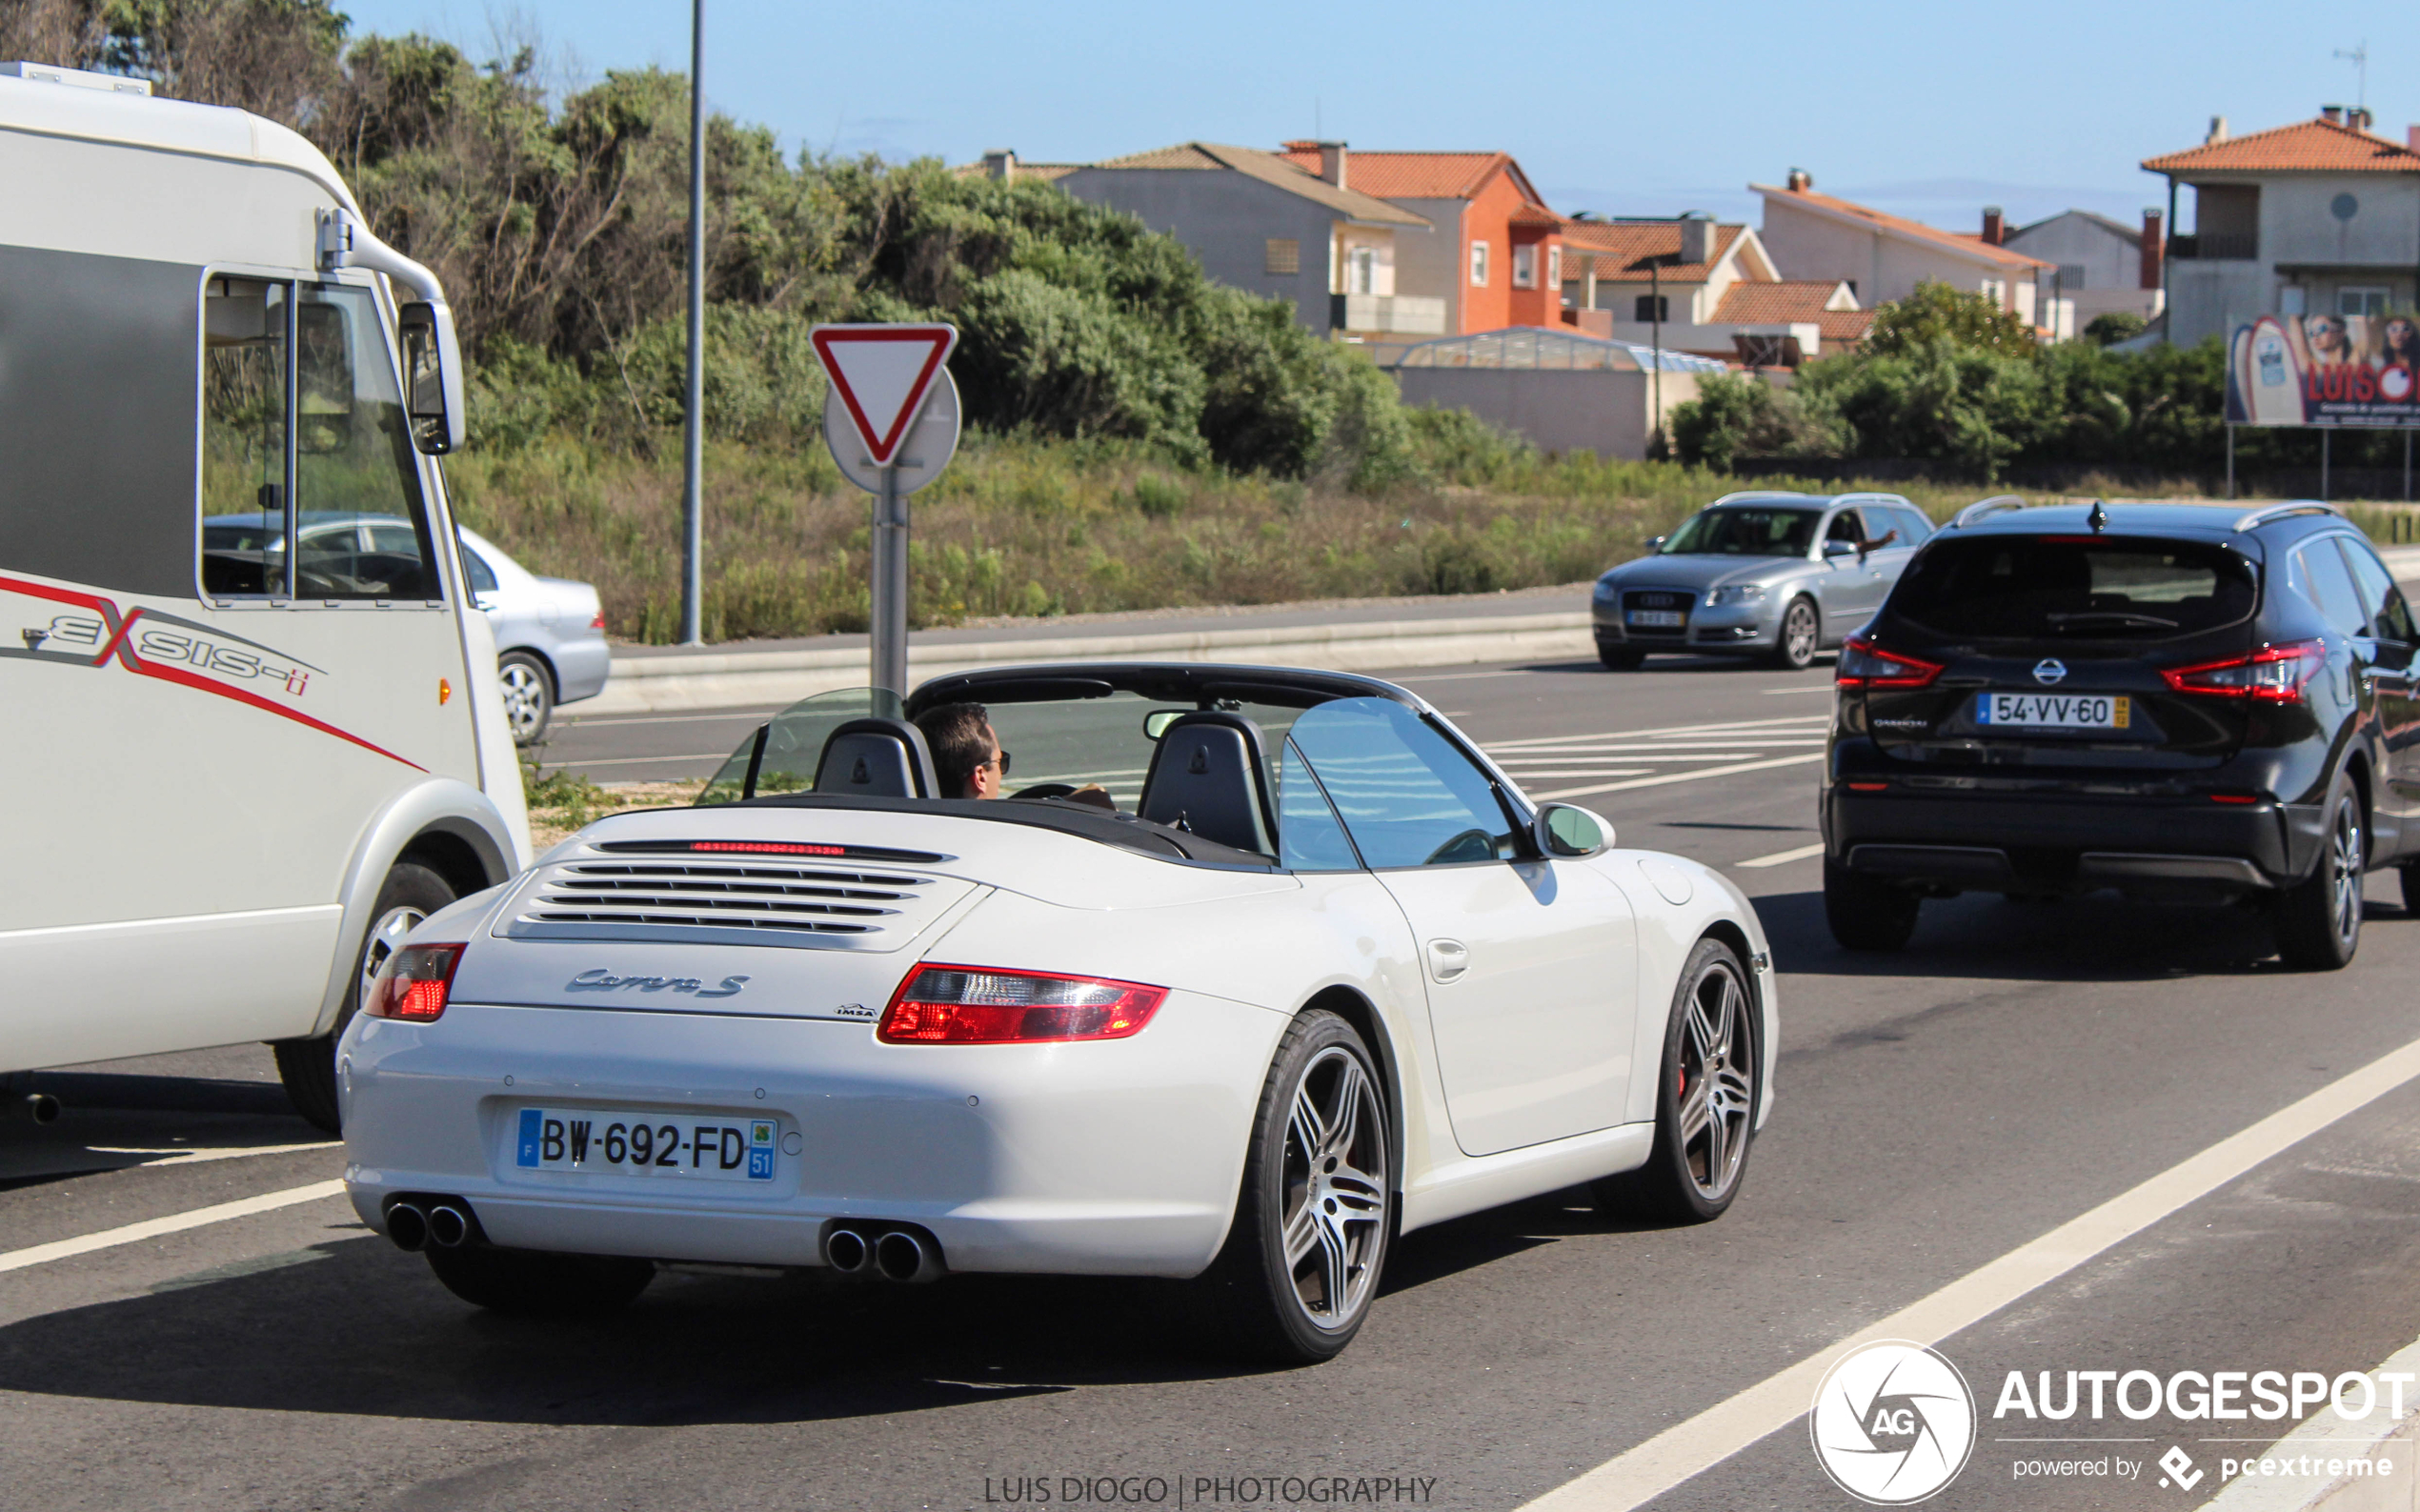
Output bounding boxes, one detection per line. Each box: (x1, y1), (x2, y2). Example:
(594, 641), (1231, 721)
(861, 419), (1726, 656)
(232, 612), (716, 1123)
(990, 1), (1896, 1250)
(2044, 611), (2180, 633)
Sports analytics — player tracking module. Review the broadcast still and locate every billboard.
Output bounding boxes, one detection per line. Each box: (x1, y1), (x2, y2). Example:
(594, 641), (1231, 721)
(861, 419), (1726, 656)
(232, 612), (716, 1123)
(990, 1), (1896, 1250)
(2227, 312), (2420, 426)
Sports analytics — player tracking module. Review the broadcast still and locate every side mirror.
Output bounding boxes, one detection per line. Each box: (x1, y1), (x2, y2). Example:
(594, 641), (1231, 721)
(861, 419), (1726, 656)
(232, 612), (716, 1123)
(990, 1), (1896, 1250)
(396, 300), (465, 454)
(1535, 802), (1611, 857)
(1142, 709), (1187, 741)
(1823, 538), (1858, 559)
(1644, 534), (1666, 552)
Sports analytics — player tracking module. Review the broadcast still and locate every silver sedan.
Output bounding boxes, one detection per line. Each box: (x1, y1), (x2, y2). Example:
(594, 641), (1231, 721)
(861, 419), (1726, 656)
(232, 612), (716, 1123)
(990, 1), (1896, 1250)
(456, 527), (611, 745)
(1590, 492), (1934, 671)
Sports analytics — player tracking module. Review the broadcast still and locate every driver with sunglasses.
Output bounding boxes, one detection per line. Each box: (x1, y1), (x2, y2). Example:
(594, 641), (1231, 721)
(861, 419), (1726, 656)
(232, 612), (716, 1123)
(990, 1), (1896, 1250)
(915, 702), (1011, 800)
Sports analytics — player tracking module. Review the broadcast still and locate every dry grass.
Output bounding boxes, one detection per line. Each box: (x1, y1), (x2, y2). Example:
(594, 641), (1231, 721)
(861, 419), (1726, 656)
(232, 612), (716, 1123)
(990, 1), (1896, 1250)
(446, 432), (2042, 646)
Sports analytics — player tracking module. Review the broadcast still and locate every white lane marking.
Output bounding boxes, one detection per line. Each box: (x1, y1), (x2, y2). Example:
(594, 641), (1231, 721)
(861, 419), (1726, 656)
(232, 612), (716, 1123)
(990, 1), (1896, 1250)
(1529, 753), (1824, 800)
(1761, 685), (1838, 696)
(2201, 1328), (2420, 1510)
(1493, 770), (1653, 781)
(87, 1141), (339, 1167)
(0, 1179), (349, 1277)
(1483, 715), (1829, 751)
(1491, 755), (1763, 767)
(560, 752), (732, 768)
(558, 709), (784, 729)
(1736, 841), (1826, 869)
(1521, 1033), (2420, 1512)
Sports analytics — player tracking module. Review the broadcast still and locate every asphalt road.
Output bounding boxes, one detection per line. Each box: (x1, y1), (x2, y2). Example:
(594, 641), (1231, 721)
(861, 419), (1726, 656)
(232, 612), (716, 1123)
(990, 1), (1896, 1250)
(10, 651), (2420, 1512)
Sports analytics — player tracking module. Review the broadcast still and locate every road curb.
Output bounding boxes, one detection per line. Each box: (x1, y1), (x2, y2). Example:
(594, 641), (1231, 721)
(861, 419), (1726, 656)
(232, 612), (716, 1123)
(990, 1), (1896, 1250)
(582, 611), (1597, 715)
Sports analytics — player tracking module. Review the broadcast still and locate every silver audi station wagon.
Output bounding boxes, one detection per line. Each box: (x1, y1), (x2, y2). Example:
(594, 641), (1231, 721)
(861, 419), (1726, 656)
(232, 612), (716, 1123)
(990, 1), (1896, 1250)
(1592, 492), (1934, 670)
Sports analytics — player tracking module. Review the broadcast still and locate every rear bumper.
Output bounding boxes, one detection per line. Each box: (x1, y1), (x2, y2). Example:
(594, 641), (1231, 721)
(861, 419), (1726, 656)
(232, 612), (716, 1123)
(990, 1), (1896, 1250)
(339, 994), (1282, 1278)
(1825, 781), (2326, 894)
(549, 636), (613, 704)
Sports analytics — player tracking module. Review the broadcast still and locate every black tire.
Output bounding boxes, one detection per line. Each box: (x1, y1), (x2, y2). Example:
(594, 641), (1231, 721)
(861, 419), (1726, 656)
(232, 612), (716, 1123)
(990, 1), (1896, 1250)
(275, 861), (456, 1133)
(1824, 856), (1920, 951)
(1599, 645), (1646, 671)
(425, 1243), (655, 1316)
(2401, 863), (2420, 916)
(1768, 596), (1820, 671)
(2274, 779), (2365, 971)
(498, 651), (555, 746)
(1197, 1010), (1392, 1364)
(1595, 937), (1760, 1224)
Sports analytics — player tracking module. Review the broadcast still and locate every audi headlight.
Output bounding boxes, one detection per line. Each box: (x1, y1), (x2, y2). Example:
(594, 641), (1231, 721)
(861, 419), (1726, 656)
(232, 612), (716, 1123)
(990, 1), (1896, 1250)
(1704, 583), (1768, 607)
(1592, 577), (1621, 600)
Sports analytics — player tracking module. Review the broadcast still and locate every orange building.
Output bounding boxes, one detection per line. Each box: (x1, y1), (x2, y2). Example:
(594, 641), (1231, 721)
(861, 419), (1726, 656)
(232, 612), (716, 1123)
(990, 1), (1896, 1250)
(1278, 143), (1564, 333)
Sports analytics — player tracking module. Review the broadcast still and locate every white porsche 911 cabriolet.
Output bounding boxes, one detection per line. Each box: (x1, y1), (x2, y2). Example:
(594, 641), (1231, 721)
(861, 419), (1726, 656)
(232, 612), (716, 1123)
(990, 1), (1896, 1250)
(338, 663), (1777, 1361)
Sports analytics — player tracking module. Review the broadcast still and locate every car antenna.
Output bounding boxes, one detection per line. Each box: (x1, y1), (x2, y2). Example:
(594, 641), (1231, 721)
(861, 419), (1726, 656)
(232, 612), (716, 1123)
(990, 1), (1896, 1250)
(2087, 501), (2108, 534)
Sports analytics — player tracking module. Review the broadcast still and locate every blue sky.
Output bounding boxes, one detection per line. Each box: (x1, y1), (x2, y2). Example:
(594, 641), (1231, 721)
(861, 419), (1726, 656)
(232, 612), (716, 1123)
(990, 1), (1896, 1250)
(338, 1), (2412, 235)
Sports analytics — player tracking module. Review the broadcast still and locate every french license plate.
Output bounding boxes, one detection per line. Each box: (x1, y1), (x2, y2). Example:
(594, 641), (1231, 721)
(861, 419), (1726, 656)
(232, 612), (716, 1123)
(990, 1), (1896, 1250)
(1626, 609), (1684, 627)
(514, 1107), (778, 1181)
(1976, 693), (2130, 730)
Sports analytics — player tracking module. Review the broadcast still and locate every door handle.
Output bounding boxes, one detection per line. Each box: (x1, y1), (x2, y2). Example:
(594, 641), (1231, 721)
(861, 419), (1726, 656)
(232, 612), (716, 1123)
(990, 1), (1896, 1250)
(1426, 937), (1470, 983)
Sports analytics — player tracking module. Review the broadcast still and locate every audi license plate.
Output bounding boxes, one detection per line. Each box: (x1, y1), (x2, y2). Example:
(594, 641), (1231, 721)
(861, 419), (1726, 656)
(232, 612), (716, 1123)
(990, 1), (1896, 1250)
(1626, 609), (1684, 628)
(514, 1107), (777, 1181)
(1976, 693), (2130, 730)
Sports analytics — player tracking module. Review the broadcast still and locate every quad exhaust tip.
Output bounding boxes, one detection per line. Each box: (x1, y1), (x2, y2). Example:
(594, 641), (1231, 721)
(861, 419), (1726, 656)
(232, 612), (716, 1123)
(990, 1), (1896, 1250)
(386, 1201), (430, 1252)
(824, 1227), (870, 1275)
(822, 1223), (942, 1281)
(427, 1205), (471, 1248)
(875, 1229), (940, 1284)
(16, 1092), (60, 1125)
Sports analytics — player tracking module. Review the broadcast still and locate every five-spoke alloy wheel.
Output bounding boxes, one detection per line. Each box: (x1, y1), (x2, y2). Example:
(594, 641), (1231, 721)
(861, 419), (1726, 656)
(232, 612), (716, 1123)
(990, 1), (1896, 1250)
(1599, 937), (1760, 1222)
(1205, 1010), (1391, 1363)
(1771, 596), (1820, 671)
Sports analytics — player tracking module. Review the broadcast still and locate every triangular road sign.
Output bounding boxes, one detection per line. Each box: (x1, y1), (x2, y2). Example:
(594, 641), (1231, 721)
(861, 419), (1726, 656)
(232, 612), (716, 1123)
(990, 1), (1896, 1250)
(810, 323), (958, 466)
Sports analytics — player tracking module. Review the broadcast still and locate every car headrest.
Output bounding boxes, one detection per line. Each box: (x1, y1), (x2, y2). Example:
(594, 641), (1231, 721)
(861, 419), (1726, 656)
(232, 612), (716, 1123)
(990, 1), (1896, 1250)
(1138, 712), (1277, 857)
(813, 717), (939, 799)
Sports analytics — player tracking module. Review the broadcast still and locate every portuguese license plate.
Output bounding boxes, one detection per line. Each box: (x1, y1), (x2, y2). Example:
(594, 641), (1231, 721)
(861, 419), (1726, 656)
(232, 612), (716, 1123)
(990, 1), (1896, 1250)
(1976, 693), (2130, 730)
(514, 1107), (778, 1181)
(1626, 609), (1684, 628)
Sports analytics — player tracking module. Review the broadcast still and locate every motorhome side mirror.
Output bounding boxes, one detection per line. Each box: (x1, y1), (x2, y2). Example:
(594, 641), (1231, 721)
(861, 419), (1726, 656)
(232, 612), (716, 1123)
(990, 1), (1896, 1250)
(1535, 802), (1610, 857)
(396, 300), (465, 454)
(1823, 538), (1858, 558)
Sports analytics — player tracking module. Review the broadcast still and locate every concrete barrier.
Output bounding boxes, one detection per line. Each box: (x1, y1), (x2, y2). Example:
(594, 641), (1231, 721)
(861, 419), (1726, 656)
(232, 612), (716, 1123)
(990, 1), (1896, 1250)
(584, 610), (1598, 715)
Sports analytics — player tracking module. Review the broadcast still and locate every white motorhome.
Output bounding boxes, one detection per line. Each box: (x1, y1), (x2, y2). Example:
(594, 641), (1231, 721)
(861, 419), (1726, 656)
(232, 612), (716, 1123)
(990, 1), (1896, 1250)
(0, 63), (531, 1129)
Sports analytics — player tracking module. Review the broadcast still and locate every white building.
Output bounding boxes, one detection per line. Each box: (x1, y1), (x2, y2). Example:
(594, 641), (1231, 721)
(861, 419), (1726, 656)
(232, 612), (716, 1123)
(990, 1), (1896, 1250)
(1751, 170), (2056, 332)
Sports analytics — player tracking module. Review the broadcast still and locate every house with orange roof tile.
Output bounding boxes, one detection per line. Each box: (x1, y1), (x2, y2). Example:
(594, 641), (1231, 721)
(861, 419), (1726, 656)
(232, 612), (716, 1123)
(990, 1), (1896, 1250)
(2142, 108), (2420, 347)
(1050, 142), (1442, 338)
(1552, 216), (1872, 362)
(1276, 142), (1565, 335)
(1752, 169), (2054, 332)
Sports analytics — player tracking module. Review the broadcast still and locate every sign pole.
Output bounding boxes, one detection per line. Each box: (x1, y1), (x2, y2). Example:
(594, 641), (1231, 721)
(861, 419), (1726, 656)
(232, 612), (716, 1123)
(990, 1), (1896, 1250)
(2225, 423), (2234, 500)
(871, 461), (909, 699)
(677, 0), (707, 646)
(2322, 430), (2331, 502)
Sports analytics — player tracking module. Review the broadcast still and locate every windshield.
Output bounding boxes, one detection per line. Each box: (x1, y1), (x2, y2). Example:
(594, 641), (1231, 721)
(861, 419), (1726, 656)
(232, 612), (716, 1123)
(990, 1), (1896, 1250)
(1661, 506), (1820, 557)
(1887, 535), (2258, 639)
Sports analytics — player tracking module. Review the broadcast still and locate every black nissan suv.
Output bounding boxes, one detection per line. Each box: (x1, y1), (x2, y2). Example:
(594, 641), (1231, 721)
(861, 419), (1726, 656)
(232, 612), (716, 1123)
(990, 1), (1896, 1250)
(1823, 499), (2420, 969)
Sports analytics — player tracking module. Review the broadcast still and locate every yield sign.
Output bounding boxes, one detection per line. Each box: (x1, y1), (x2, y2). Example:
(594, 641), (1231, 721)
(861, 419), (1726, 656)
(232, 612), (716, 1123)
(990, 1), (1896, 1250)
(809, 323), (958, 466)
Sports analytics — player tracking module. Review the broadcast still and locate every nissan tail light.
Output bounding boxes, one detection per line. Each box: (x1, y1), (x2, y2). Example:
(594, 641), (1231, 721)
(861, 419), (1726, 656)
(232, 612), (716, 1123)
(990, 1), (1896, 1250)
(2159, 640), (2326, 704)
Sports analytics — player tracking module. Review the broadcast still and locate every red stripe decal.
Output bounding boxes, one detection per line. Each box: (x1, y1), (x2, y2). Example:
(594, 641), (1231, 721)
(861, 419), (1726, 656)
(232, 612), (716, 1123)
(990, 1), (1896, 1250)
(0, 579), (426, 771)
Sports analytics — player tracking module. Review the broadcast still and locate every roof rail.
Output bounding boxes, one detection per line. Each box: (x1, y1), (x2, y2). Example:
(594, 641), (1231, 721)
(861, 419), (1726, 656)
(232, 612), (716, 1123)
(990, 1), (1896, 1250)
(2229, 500), (2341, 533)
(1830, 490), (1913, 507)
(1707, 490), (1807, 507)
(1949, 494), (2030, 529)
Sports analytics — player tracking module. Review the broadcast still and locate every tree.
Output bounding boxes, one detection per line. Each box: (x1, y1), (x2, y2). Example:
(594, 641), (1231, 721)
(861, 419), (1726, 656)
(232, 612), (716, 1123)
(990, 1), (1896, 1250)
(1863, 281), (2039, 359)
(2083, 311), (2148, 346)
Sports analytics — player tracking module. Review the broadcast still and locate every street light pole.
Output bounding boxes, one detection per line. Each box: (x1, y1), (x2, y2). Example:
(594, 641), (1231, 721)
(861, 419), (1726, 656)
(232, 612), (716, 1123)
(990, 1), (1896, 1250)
(677, 0), (707, 646)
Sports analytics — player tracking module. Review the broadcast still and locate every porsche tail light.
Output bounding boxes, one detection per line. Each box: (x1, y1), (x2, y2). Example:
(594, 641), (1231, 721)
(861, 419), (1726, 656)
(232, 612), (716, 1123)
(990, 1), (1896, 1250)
(1836, 635), (1945, 690)
(365, 943), (465, 1022)
(2159, 639), (2325, 704)
(877, 965), (1167, 1044)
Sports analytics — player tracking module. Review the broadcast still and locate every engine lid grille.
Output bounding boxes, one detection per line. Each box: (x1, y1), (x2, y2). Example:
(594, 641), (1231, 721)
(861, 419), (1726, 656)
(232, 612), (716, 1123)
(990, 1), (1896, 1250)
(503, 856), (976, 951)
